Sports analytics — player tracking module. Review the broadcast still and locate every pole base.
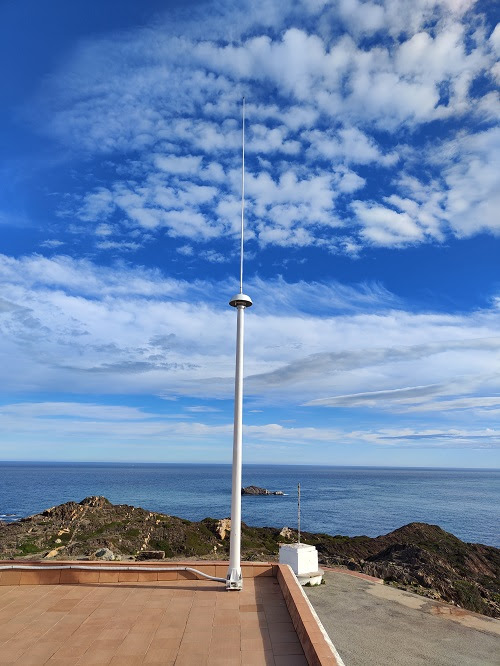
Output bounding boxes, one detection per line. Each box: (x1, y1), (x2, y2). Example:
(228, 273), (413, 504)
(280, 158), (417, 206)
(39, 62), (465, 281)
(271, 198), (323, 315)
(226, 567), (243, 591)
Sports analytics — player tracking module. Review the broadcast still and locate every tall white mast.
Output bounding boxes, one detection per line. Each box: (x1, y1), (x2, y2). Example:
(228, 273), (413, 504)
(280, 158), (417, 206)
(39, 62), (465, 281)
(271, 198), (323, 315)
(227, 98), (252, 591)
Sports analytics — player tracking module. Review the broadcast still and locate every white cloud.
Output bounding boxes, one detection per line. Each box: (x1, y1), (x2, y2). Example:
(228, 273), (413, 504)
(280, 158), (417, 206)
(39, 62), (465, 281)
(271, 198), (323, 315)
(154, 154), (203, 174)
(1, 253), (500, 458)
(40, 240), (64, 249)
(185, 405), (221, 413)
(336, 168), (366, 193)
(247, 170), (336, 229)
(95, 223), (114, 237)
(95, 240), (141, 251)
(77, 188), (115, 222)
(389, 126), (500, 243)
(177, 244), (194, 256)
(0, 402), (156, 421)
(353, 201), (426, 246)
(304, 381), (500, 417)
(1, 401), (497, 451)
(337, 0), (385, 35)
(161, 209), (220, 240)
(198, 249), (229, 263)
(351, 426), (500, 448)
(247, 124), (301, 154)
(394, 24), (488, 118)
(441, 128), (500, 237)
(31, 0), (497, 254)
(305, 126), (399, 166)
(1, 254), (500, 420)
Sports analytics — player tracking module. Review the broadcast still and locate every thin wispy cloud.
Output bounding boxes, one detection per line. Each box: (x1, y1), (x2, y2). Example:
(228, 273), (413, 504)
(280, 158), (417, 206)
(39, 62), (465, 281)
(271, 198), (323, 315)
(1, 254), (500, 419)
(0, 402), (497, 458)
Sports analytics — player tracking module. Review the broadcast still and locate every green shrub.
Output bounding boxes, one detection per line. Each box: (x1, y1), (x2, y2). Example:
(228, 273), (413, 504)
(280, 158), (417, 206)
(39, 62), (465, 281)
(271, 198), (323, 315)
(17, 542), (42, 555)
(150, 540), (174, 557)
(454, 580), (487, 614)
(184, 531), (212, 556)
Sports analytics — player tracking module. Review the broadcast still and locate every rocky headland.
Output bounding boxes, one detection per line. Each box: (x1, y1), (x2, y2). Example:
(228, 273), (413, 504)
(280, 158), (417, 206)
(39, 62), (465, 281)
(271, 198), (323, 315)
(0, 496), (498, 618)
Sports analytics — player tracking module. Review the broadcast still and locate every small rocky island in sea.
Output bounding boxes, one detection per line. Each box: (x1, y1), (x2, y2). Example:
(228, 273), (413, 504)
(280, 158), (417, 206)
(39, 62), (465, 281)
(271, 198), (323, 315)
(0, 496), (499, 618)
(242, 485), (284, 495)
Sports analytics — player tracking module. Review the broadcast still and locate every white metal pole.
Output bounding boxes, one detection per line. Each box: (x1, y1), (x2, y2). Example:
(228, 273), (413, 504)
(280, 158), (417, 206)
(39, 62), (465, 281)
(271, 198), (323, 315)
(227, 97), (252, 590)
(227, 302), (246, 589)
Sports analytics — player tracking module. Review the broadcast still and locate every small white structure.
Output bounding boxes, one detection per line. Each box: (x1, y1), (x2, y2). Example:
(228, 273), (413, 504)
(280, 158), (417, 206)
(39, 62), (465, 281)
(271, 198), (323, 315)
(279, 543), (324, 586)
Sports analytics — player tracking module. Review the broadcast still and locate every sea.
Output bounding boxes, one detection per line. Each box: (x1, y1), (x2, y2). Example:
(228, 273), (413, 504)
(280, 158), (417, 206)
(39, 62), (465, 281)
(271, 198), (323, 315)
(0, 462), (498, 548)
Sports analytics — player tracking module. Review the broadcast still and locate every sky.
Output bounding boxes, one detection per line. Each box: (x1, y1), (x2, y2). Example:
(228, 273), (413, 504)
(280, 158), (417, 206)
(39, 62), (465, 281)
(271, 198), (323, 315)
(0, 0), (499, 467)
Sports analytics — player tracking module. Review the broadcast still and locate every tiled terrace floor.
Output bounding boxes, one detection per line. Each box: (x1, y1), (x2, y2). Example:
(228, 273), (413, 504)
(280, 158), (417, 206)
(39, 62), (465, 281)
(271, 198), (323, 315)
(0, 577), (308, 665)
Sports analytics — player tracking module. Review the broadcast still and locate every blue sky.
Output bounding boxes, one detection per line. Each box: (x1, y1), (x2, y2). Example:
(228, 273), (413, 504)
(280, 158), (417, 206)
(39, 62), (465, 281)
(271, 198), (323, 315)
(1, 0), (499, 466)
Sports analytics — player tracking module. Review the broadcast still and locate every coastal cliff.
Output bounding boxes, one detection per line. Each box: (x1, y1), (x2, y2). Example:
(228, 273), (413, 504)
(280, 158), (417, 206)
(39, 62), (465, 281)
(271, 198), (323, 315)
(1, 496), (498, 618)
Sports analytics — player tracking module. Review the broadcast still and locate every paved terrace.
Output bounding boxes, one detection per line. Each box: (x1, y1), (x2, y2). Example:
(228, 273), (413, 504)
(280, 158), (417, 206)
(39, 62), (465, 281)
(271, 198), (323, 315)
(0, 562), (341, 666)
(306, 569), (500, 666)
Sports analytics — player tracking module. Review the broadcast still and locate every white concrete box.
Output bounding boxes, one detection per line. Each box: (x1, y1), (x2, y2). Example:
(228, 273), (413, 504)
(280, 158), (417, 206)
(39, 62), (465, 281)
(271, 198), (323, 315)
(279, 543), (323, 585)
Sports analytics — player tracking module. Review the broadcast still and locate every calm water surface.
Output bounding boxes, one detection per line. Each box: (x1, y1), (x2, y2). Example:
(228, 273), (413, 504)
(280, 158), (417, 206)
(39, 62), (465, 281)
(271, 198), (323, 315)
(0, 463), (498, 547)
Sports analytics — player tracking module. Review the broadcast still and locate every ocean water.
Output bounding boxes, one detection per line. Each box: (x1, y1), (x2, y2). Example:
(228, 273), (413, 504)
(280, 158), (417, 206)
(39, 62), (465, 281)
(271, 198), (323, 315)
(0, 462), (498, 547)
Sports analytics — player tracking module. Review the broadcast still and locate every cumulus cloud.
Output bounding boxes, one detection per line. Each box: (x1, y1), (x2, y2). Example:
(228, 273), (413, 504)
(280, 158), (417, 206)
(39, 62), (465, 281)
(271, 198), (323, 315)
(27, 0), (498, 255)
(154, 154), (203, 174)
(440, 128), (500, 237)
(352, 202), (426, 246)
(306, 126), (399, 166)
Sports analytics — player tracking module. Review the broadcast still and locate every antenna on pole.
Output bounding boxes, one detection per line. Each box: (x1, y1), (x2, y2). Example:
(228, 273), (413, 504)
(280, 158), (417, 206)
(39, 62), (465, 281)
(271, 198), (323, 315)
(227, 98), (252, 591)
(298, 483), (301, 545)
(240, 97), (245, 294)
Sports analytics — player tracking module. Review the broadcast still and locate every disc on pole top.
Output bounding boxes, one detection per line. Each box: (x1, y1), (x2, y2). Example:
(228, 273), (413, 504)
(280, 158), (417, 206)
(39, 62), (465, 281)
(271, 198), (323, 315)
(229, 293), (253, 308)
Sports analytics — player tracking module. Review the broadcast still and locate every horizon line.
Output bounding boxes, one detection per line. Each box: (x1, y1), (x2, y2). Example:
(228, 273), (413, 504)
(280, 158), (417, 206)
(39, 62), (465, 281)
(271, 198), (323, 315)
(0, 460), (498, 471)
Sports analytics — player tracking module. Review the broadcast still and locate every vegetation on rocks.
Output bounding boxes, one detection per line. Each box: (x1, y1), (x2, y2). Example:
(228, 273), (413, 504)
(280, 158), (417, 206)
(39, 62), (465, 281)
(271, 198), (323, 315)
(0, 496), (498, 618)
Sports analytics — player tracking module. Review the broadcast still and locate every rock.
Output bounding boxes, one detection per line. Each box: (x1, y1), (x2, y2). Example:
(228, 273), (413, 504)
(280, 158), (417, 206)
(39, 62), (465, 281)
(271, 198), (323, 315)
(242, 486), (270, 495)
(215, 519), (231, 540)
(94, 548), (115, 561)
(242, 486), (284, 495)
(80, 496), (111, 509)
(45, 547), (64, 558)
(280, 527), (294, 539)
(136, 550), (165, 560)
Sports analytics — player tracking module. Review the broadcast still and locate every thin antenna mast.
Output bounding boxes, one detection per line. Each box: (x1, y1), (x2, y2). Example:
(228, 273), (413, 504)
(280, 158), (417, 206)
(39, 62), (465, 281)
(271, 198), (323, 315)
(298, 483), (301, 544)
(227, 98), (253, 591)
(240, 97), (245, 294)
